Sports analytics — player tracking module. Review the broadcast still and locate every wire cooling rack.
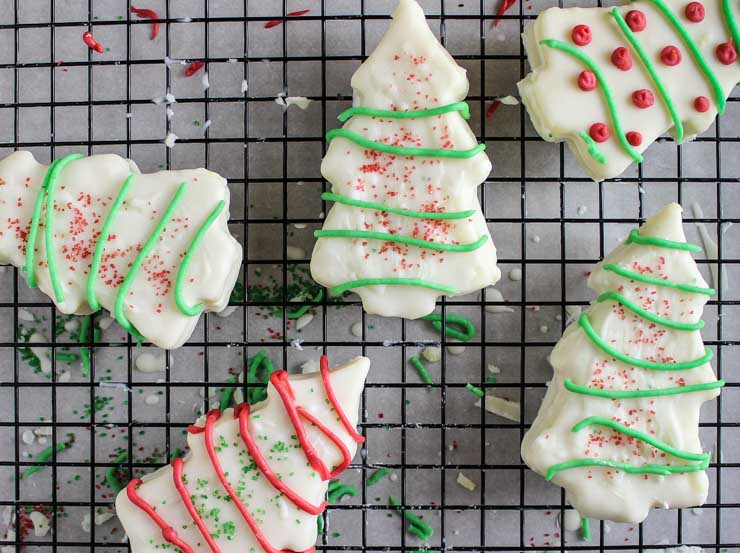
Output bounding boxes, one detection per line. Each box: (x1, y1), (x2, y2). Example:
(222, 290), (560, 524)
(1, 0), (739, 552)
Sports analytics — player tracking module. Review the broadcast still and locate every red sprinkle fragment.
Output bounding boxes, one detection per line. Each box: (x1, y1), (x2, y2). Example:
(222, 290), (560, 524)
(486, 100), (502, 119)
(82, 31), (104, 53)
(265, 9), (311, 29)
(185, 61), (205, 77)
(131, 6), (160, 40)
(492, 0), (518, 28)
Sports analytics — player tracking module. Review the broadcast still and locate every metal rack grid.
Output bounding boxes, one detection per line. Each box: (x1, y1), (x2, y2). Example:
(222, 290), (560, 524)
(0, 0), (738, 552)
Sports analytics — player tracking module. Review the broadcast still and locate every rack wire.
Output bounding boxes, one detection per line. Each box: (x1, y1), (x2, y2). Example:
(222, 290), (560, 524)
(0, 0), (738, 551)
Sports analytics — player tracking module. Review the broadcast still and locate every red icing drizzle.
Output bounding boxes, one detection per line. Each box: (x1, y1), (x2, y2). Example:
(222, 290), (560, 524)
(172, 458), (222, 553)
(126, 479), (194, 553)
(632, 89), (655, 108)
(578, 70), (597, 91)
(571, 24), (592, 46)
(685, 2), (705, 22)
(127, 358), (360, 553)
(694, 95), (711, 112)
(716, 42), (738, 64)
(661, 45), (682, 66)
(589, 123), (610, 143)
(611, 46), (632, 70)
(236, 402), (327, 515)
(626, 131), (643, 146)
(625, 10), (647, 32)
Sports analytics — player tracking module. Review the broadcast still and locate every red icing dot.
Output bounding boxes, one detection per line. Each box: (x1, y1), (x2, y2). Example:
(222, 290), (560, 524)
(685, 2), (705, 22)
(694, 95), (710, 112)
(716, 41), (738, 64)
(632, 89), (655, 108)
(578, 70), (597, 91)
(611, 47), (632, 70)
(660, 45), (682, 66)
(626, 131), (643, 146)
(625, 10), (647, 32)
(572, 25), (592, 46)
(589, 123), (610, 143)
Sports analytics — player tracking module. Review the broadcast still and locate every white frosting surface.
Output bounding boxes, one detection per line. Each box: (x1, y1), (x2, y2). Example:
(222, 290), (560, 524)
(0, 151), (242, 349)
(518, 0), (740, 181)
(115, 356), (369, 553)
(310, 0), (499, 319)
(521, 203), (720, 523)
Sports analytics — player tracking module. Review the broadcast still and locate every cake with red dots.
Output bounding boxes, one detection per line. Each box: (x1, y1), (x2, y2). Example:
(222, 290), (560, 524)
(310, 0), (499, 319)
(0, 151), (242, 349)
(116, 355), (369, 553)
(518, 0), (740, 181)
(521, 203), (723, 523)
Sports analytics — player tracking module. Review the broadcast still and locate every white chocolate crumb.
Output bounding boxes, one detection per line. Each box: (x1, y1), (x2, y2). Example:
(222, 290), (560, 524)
(29, 511), (50, 537)
(18, 308), (34, 322)
(164, 132), (178, 148)
(475, 394), (520, 422)
(295, 313), (314, 331)
(530, 234), (541, 244)
(97, 316), (115, 330)
(447, 344), (466, 355)
(135, 352), (167, 373)
(64, 318), (80, 332)
(562, 509), (581, 532)
(21, 430), (34, 445)
(456, 471), (477, 491)
(498, 95), (519, 105)
(539, 324), (549, 334)
(301, 358), (320, 374)
(241, 79), (249, 94)
(57, 371), (71, 383)
(487, 363), (500, 374)
(202, 119), (212, 132)
(201, 72), (210, 91)
(145, 394), (160, 406)
(484, 287), (514, 313)
(576, 205), (588, 216)
(285, 96), (313, 110)
(508, 268), (522, 281)
(350, 322), (363, 337)
(37, 436), (47, 445)
(286, 245), (306, 260)
(422, 346), (441, 363)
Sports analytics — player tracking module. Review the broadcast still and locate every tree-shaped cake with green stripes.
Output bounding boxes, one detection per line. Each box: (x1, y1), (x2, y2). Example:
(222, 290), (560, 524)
(310, 0), (500, 319)
(518, 0), (740, 181)
(522, 203), (723, 523)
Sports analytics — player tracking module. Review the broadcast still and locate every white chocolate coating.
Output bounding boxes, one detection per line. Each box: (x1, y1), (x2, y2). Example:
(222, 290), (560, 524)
(115, 356), (369, 553)
(522, 203), (720, 523)
(518, 0), (740, 181)
(0, 151), (242, 349)
(310, 0), (499, 319)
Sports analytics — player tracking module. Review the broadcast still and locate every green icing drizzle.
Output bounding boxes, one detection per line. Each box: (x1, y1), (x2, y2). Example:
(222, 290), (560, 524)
(420, 312), (476, 341)
(625, 228), (701, 252)
(286, 289), (323, 319)
(540, 39), (643, 163)
(326, 128), (486, 159)
(87, 174), (136, 312)
(174, 200), (225, 316)
(640, 0), (726, 113)
(331, 278), (458, 296)
(367, 467), (392, 486)
(410, 356), (433, 385)
(579, 313), (712, 370)
(564, 377), (725, 398)
(114, 182), (188, 339)
(321, 192), (476, 220)
(106, 451), (128, 494)
(24, 154), (84, 292)
(79, 314), (92, 378)
(314, 229), (487, 252)
(722, 0), (740, 62)
(546, 415), (710, 480)
(603, 263), (715, 295)
(597, 290), (704, 331)
(611, 7), (685, 143)
(338, 101), (471, 122)
(44, 154), (85, 302)
(579, 131), (607, 164)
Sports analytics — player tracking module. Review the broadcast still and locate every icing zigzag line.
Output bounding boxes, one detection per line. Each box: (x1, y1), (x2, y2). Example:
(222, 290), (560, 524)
(321, 192), (476, 220)
(331, 278), (458, 295)
(603, 263), (715, 295)
(337, 101), (471, 122)
(546, 416), (710, 480)
(596, 291), (704, 330)
(563, 377), (725, 398)
(326, 128), (486, 159)
(314, 229), (487, 252)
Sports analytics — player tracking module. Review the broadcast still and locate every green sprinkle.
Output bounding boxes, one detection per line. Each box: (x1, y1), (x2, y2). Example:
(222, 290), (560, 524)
(106, 451), (128, 494)
(420, 312), (475, 342)
(79, 314), (92, 377)
(327, 481), (358, 503)
(581, 517), (591, 541)
(22, 436), (74, 478)
(286, 289), (323, 319)
(465, 383), (484, 398)
(367, 467), (392, 486)
(410, 356), (433, 385)
(55, 352), (79, 362)
(389, 495), (434, 540)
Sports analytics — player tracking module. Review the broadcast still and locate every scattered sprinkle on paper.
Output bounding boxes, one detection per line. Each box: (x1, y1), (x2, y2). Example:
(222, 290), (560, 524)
(29, 332), (52, 374)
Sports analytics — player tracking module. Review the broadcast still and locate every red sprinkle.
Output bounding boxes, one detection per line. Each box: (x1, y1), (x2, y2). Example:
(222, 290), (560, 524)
(716, 41), (738, 64)
(625, 10), (647, 32)
(571, 25), (592, 46)
(265, 9), (311, 29)
(589, 123), (610, 143)
(632, 89), (655, 108)
(486, 100), (501, 119)
(185, 61), (205, 77)
(685, 2), (705, 22)
(611, 46), (632, 70)
(626, 131), (643, 146)
(577, 70), (597, 91)
(660, 45), (682, 66)
(493, 0), (518, 28)
(131, 6), (160, 40)
(82, 31), (104, 53)
(694, 95), (710, 112)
